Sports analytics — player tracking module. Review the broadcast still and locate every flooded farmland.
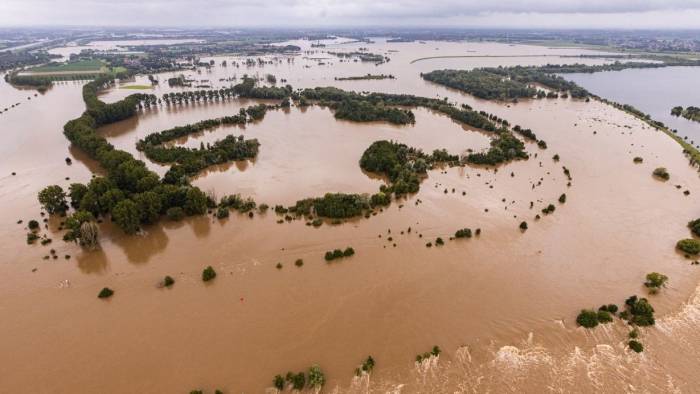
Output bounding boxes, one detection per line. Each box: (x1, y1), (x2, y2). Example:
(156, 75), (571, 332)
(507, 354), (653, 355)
(565, 66), (700, 143)
(1, 39), (700, 393)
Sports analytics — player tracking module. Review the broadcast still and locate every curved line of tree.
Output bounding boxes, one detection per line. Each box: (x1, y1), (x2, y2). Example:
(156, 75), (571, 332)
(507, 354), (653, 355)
(37, 75), (540, 241)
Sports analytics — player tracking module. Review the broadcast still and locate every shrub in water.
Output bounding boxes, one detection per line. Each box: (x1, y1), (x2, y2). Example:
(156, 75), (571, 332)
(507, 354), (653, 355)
(454, 228), (472, 238)
(576, 309), (599, 328)
(27, 232), (39, 244)
(98, 287), (114, 298)
(644, 272), (668, 293)
(597, 310), (613, 323)
(273, 374), (284, 390)
(677, 239), (700, 255)
(202, 266), (217, 282)
(628, 340), (644, 353)
(308, 365), (326, 388)
(285, 372), (305, 390)
(356, 356), (375, 376)
(216, 206), (229, 219)
(652, 167), (669, 180)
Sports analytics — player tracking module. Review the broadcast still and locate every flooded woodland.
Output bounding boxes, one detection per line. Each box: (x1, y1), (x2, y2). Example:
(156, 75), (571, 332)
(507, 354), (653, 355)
(2, 39), (700, 393)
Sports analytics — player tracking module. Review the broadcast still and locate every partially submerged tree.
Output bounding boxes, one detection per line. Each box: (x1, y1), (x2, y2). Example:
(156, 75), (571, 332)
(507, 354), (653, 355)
(38, 185), (68, 215)
(644, 272), (668, 294)
(652, 167), (670, 181)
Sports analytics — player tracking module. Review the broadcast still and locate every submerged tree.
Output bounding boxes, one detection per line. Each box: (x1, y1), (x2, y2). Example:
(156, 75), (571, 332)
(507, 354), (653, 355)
(307, 365), (326, 388)
(644, 272), (668, 294)
(79, 221), (99, 250)
(38, 185), (68, 215)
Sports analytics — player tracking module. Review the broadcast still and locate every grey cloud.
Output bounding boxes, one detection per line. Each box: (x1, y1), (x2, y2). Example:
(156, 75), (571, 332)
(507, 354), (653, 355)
(2, 0), (700, 27)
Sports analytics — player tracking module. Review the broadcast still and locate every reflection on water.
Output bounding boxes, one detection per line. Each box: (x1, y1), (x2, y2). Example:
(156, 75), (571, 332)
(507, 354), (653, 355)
(1, 39), (700, 393)
(75, 247), (109, 274)
(115, 223), (170, 265)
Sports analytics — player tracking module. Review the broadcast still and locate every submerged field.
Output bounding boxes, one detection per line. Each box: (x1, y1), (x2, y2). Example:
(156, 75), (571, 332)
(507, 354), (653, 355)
(1, 39), (700, 393)
(29, 59), (105, 73)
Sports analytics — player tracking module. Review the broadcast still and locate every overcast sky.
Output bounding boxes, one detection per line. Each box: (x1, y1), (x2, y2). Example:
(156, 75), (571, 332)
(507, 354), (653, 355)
(2, 0), (700, 29)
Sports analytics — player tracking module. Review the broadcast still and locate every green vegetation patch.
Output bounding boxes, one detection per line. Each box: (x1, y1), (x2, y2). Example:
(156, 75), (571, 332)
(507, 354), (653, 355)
(652, 167), (670, 180)
(671, 106), (700, 123)
(98, 287), (114, 299)
(677, 239), (700, 255)
(324, 247), (355, 262)
(415, 346), (441, 363)
(29, 59), (105, 73)
(202, 266), (217, 282)
(423, 67), (589, 100)
(336, 74), (395, 81)
(119, 84), (153, 90)
(644, 272), (668, 294)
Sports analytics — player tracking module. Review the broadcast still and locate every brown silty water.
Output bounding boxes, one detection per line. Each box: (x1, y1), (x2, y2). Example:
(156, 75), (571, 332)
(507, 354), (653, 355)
(0, 38), (699, 393)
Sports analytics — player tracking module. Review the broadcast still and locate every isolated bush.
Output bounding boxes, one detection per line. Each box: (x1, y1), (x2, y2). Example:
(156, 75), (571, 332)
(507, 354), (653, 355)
(677, 239), (700, 255)
(644, 272), (668, 293)
(628, 340), (644, 353)
(202, 266), (217, 282)
(356, 356), (375, 375)
(98, 287), (114, 298)
(652, 167), (669, 180)
(28, 220), (40, 230)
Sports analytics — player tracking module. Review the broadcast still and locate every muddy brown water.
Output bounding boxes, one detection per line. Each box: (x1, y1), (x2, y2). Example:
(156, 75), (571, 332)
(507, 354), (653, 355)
(1, 39), (700, 393)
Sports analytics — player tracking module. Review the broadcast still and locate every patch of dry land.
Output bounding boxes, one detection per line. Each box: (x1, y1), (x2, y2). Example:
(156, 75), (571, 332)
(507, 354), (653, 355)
(1, 39), (700, 393)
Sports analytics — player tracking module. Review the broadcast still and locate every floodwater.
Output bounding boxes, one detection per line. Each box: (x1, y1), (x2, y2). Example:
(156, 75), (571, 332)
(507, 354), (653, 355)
(565, 66), (700, 144)
(48, 38), (204, 60)
(1, 38), (700, 393)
